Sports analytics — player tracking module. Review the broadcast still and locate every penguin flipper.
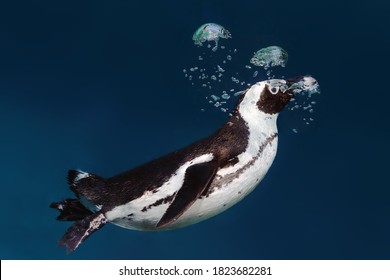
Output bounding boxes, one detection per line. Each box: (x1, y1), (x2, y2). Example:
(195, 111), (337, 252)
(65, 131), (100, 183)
(156, 160), (218, 228)
(59, 212), (108, 253)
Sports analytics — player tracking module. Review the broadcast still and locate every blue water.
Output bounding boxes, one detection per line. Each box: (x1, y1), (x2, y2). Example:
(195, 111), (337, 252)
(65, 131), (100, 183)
(1, 0), (389, 259)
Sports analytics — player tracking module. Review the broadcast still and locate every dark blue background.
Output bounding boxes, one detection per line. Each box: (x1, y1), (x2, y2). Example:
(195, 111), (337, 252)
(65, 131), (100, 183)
(1, 0), (389, 259)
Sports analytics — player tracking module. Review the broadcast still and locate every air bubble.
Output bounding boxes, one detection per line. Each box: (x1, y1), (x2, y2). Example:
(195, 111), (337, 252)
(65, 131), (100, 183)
(211, 95), (220, 101)
(221, 93), (230, 100)
(231, 77), (240, 83)
(217, 65), (225, 72)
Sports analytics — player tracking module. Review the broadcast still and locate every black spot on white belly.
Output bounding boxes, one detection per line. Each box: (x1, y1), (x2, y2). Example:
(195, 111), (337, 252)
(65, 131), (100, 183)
(205, 133), (277, 196)
(141, 193), (176, 212)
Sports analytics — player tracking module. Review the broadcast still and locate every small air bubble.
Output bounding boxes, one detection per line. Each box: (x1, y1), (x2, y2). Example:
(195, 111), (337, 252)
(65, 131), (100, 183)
(211, 95), (220, 101)
(292, 128), (298, 133)
(217, 65), (225, 72)
(221, 93), (230, 100)
(231, 77), (240, 83)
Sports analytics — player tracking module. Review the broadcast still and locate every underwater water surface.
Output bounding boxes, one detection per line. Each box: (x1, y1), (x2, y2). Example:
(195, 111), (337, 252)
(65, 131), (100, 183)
(0, 0), (390, 260)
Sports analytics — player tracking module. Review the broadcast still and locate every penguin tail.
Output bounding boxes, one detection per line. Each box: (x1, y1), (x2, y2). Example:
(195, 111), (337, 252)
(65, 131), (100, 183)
(50, 198), (93, 221)
(67, 169), (107, 205)
(59, 212), (108, 253)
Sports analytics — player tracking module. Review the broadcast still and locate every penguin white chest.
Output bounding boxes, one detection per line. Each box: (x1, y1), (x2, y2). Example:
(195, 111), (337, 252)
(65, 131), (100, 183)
(173, 133), (278, 228)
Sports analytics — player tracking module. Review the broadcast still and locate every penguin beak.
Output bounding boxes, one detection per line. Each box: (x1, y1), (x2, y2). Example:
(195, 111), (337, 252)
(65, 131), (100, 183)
(286, 76), (306, 87)
(285, 76), (319, 95)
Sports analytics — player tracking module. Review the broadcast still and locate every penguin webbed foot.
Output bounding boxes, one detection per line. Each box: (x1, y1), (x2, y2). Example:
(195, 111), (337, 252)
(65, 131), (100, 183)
(59, 212), (108, 253)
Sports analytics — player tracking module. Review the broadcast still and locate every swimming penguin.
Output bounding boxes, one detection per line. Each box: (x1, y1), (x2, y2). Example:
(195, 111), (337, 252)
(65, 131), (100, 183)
(51, 76), (314, 253)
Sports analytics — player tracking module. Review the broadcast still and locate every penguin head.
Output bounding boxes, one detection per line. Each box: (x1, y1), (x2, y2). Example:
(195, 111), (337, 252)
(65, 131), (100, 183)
(255, 79), (293, 114)
(255, 76), (317, 114)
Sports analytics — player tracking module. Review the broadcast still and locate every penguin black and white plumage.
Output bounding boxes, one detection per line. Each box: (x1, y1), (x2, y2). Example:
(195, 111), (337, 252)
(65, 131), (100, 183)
(51, 76), (314, 252)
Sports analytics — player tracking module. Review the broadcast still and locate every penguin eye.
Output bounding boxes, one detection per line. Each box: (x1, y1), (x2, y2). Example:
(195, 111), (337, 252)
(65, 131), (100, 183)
(271, 87), (277, 94)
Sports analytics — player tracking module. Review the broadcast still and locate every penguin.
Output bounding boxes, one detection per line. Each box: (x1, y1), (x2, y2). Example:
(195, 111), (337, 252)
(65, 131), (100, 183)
(51, 76), (314, 253)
